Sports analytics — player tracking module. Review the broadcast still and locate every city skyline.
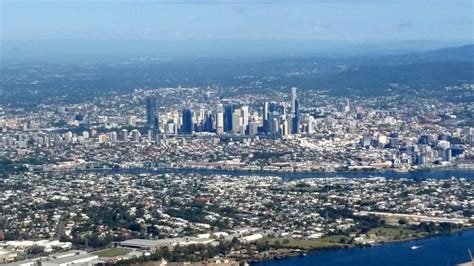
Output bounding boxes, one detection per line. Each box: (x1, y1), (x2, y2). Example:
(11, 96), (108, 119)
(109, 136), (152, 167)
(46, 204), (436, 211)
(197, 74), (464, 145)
(1, 1), (473, 265)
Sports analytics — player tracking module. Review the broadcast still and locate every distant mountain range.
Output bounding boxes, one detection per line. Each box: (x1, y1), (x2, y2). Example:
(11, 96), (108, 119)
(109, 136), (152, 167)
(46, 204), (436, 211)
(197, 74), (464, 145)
(257, 44), (474, 94)
(372, 44), (474, 64)
(320, 61), (474, 94)
(1, 43), (473, 106)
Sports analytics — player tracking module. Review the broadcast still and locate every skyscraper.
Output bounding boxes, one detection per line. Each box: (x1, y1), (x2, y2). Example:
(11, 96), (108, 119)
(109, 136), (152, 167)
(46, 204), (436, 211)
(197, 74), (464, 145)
(120, 129), (129, 142)
(292, 99), (301, 134)
(131, 129), (140, 142)
(263, 101), (269, 134)
(181, 109), (193, 134)
(232, 108), (242, 134)
(241, 106), (249, 134)
(291, 87), (297, 114)
(224, 104), (234, 133)
(203, 113), (214, 133)
(145, 96), (159, 130)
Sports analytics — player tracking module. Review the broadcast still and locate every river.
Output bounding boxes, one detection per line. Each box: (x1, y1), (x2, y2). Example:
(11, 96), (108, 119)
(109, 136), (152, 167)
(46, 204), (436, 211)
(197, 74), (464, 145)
(104, 167), (472, 266)
(100, 167), (474, 180)
(75, 168), (474, 265)
(252, 229), (474, 266)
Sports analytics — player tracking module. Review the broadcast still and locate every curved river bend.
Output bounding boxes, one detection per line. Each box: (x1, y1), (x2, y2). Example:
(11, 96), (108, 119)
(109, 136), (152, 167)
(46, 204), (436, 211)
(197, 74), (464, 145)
(95, 168), (473, 265)
(252, 229), (474, 266)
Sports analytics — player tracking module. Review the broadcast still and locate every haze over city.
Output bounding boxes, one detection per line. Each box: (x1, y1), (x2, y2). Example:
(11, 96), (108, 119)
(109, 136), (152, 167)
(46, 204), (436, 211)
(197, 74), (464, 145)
(0, 1), (473, 266)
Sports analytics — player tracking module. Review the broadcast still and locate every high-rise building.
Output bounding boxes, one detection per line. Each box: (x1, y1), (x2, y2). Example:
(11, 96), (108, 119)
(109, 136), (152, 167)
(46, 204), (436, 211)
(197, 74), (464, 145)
(263, 102), (269, 133)
(232, 109), (242, 134)
(291, 87), (297, 114)
(248, 120), (259, 135)
(216, 112), (224, 134)
(131, 129), (140, 142)
(203, 113), (214, 133)
(292, 99), (300, 134)
(181, 109), (193, 134)
(120, 129), (128, 142)
(282, 120), (290, 136)
(241, 106), (249, 134)
(145, 96), (159, 130)
(344, 99), (350, 113)
(224, 104), (234, 132)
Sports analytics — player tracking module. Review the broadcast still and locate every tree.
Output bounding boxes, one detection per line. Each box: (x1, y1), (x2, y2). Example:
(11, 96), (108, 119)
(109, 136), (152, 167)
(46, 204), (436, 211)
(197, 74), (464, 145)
(398, 219), (407, 225)
(273, 240), (281, 248)
(129, 223), (142, 232)
(27, 245), (45, 255)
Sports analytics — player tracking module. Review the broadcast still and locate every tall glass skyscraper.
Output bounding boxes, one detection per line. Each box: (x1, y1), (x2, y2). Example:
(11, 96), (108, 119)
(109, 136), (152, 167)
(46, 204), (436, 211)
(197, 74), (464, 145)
(146, 96), (159, 130)
(181, 109), (193, 134)
(292, 99), (300, 134)
(224, 104), (234, 133)
(291, 87), (297, 114)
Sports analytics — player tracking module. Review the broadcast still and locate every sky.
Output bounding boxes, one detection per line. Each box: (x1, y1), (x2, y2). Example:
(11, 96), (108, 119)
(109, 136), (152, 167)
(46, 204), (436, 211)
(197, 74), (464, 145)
(1, 0), (473, 42)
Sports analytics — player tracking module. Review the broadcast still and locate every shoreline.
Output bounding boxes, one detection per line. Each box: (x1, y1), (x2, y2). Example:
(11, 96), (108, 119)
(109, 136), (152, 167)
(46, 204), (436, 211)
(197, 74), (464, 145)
(250, 227), (474, 264)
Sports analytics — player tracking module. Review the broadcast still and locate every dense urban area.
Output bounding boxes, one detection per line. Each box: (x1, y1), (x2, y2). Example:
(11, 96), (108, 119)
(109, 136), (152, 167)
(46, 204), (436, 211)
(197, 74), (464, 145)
(1, 46), (474, 265)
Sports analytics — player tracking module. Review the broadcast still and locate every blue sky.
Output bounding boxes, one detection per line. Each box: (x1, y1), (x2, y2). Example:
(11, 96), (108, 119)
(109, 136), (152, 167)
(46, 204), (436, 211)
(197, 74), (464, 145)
(1, 0), (473, 42)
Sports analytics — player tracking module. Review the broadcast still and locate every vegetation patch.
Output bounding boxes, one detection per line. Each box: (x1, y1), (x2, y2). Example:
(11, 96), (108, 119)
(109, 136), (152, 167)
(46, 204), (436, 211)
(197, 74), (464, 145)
(92, 248), (130, 257)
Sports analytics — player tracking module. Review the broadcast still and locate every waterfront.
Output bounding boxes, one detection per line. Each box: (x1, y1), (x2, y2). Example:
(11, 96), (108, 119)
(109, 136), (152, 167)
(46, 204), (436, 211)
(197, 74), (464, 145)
(252, 229), (474, 266)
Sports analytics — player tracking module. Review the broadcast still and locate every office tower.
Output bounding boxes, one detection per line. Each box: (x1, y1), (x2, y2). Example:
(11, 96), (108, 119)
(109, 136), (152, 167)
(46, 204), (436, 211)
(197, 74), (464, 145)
(120, 129), (128, 142)
(282, 120), (290, 136)
(267, 112), (274, 134)
(241, 106), (249, 134)
(307, 118), (314, 134)
(248, 120), (259, 135)
(263, 102), (269, 133)
(442, 148), (452, 161)
(146, 96), (159, 130)
(232, 109), (242, 134)
(224, 104), (234, 132)
(291, 87), (297, 114)
(292, 99), (301, 134)
(271, 116), (279, 134)
(344, 98), (350, 113)
(216, 112), (224, 134)
(203, 113), (214, 133)
(181, 109), (193, 134)
(198, 109), (206, 126)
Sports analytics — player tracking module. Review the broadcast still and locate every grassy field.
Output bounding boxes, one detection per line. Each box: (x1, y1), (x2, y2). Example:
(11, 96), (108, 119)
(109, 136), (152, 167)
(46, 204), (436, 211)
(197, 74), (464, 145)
(260, 237), (347, 250)
(319, 235), (351, 243)
(92, 248), (130, 257)
(368, 227), (416, 239)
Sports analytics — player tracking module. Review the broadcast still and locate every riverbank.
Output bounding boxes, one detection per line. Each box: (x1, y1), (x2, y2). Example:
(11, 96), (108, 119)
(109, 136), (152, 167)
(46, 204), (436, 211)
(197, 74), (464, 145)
(249, 226), (474, 264)
(251, 228), (474, 266)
